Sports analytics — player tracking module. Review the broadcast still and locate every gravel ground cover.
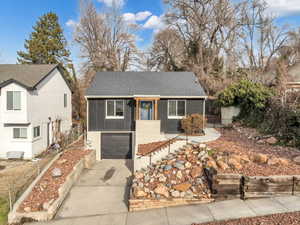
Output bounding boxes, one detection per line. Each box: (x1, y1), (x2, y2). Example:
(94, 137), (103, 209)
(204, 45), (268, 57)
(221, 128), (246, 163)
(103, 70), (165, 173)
(193, 211), (300, 225)
(18, 140), (91, 213)
(206, 128), (300, 176)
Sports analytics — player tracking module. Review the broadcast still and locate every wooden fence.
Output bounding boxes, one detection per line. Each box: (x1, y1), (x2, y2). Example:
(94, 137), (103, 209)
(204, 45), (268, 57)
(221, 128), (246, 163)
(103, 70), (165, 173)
(205, 169), (300, 200)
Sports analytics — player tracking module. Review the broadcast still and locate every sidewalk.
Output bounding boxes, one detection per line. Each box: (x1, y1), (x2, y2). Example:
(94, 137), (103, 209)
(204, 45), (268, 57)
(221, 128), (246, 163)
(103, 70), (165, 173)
(27, 196), (300, 225)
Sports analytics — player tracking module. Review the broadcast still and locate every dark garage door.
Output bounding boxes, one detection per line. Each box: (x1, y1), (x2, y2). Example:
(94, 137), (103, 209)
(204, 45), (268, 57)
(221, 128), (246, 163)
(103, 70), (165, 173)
(101, 133), (132, 159)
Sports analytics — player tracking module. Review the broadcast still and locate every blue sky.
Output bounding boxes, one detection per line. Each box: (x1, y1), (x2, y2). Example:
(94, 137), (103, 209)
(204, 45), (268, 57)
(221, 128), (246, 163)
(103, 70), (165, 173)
(1, 0), (300, 67)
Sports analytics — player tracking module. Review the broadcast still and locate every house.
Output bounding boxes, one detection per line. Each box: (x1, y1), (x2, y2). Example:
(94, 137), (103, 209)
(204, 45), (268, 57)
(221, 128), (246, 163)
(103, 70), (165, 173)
(85, 72), (207, 168)
(0, 64), (72, 159)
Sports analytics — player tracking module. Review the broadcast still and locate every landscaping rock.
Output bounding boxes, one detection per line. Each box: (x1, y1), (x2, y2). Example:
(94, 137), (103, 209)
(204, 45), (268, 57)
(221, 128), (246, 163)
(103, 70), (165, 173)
(174, 162), (185, 170)
(293, 156), (300, 165)
(265, 137), (278, 145)
(135, 172), (144, 179)
(191, 167), (202, 178)
(206, 159), (218, 170)
(253, 153), (268, 164)
(164, 165), (172, 171)
(174, 182), (192, 192)
(24, 207), (31, 213)
(176, 170), (183, 179)
(216, 160), (229, 170)
(185, 162), (192, 168)
(51, 168), (62, 178)
(171, 190), (180, 198)
(134, 187), (148, 198)
(154, 184), (169, 198)
(158, 174), (167, 182)
(228, 158), (242, 170)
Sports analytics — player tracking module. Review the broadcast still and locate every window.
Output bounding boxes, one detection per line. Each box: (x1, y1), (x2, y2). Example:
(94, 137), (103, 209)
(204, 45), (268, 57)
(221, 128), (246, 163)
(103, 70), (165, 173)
(168, 100), (186, 119)
(7, 91), (21, 110)
(64, 93), (67, 108)
(33, 126), (41, 138)
(106, 100), (124, 119)
(13, 128), (27, 139)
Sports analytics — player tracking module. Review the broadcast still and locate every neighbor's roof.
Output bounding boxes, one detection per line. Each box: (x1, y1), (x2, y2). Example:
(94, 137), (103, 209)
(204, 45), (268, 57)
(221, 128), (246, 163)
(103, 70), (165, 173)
(86, 72), (207, 97)
(0, 64), (60, 90)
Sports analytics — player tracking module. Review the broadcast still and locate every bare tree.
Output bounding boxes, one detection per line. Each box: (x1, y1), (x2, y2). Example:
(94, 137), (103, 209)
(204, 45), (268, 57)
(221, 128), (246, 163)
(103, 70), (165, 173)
(74, 0), (137, 73)
(148, 28), (186, 71)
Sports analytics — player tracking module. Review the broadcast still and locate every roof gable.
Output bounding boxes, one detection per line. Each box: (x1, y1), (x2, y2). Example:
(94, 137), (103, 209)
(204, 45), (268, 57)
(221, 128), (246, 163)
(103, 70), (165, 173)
(0, 64), (59, 89)
(86, 72), (207, 97)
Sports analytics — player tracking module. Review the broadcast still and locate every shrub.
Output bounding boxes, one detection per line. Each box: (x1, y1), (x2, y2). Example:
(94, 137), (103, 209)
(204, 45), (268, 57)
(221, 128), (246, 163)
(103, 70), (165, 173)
(181, 114), (206, 135)
(217, 79), (273, 119)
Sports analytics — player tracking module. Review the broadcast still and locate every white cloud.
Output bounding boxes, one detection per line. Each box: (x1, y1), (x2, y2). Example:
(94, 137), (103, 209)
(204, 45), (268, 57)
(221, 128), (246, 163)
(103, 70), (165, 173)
(143, 15), (165, 30)
(123, 11), (152, 24)
(97, 0), (124, 7)
(135, 11), (152, 21)
(66, 19), (78, 28)
(265, 0), (300, 16)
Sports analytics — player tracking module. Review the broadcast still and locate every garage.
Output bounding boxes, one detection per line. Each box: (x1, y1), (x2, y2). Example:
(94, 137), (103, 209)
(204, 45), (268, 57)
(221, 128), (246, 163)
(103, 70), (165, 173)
(101, 133), (132, 159)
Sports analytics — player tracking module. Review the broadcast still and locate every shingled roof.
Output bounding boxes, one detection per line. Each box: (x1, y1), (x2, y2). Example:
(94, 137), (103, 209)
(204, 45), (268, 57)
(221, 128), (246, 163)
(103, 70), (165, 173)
(0, 64), (59, 89)
(86, 72), (207, 97)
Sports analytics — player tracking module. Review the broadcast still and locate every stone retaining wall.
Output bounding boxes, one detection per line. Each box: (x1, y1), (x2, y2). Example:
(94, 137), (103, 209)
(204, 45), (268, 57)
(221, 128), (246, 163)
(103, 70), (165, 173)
(129, 192), (213, 212)
(8, 150), (96, 224)
(206, 171), (300, 200)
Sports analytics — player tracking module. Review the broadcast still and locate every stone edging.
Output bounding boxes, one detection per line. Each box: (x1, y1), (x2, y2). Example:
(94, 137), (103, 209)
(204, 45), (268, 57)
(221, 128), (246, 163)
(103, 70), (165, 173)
(8, 150), (96, 224)
(129, 186), (214, 211)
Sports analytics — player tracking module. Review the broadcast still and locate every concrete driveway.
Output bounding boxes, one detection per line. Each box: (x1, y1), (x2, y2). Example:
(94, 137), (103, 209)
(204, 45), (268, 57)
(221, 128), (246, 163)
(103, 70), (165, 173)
(56, 159), (133, 219)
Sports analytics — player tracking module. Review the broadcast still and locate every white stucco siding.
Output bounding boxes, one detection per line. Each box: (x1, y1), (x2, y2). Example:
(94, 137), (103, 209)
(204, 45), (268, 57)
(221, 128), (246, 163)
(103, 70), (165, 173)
(28, 68), (72, 157)
(0, 124), (33, 159)
(0, 83), (28, 124)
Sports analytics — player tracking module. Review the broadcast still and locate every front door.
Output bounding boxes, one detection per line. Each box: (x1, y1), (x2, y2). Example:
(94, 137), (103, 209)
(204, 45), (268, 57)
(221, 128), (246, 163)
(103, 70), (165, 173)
(140, 101), (153, 120)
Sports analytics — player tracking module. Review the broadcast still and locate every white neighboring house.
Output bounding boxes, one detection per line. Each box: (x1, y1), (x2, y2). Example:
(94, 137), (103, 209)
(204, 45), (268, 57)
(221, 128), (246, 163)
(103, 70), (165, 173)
(0, 64), (72, 159)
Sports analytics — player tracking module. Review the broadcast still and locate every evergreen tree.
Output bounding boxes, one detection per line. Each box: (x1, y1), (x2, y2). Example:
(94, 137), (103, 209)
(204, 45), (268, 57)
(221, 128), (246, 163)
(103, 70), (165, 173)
(17, 12), (70, 65)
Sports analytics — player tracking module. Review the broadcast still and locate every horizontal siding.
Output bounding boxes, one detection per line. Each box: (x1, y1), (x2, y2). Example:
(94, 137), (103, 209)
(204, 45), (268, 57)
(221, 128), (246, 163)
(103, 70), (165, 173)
(159, 99), (204, 133)
(88, 99), (135, 131)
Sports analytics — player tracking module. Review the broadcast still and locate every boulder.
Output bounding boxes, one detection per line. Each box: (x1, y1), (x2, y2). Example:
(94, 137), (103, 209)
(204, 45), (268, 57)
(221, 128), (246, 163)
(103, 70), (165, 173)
(228, 158), (242, 170)
(185, 162), (192, 168)
(191, 167), (202, 178)
(176, 170), (183, 179)
(174, 162), (185, 170)
(216, 160), (229, 170)
(278, 158), (289, 166)
(174, 182), (192, 192)
(265, 137), (278, 145)
(171, 190), (180, 198)
(135, 172), (144, 179)
(51, 168), (62, 178)
(253, 153), (268, 164)
(206, 159), (218, 170)
(154, 184), (169, 198)
(293, 156), (300, 165)
(134, 187), (148, 198)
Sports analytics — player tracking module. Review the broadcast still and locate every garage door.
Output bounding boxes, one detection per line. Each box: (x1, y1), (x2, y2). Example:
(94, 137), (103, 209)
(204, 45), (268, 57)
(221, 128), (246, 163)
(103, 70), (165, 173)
(101, 133), (132, 159)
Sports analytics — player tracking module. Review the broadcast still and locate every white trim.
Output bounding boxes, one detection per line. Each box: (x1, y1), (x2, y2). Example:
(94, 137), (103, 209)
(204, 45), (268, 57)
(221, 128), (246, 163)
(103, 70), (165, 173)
(167, 99), (187, 119)
(86, 95), (207, 99)
(105, 100), (125, 119)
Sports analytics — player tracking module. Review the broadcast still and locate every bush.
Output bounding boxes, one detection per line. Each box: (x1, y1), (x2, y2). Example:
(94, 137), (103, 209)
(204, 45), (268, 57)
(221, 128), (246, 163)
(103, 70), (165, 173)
(258, 98), (300, 147)
(181, 114), (206, 135)
(217, 79), (273, 119)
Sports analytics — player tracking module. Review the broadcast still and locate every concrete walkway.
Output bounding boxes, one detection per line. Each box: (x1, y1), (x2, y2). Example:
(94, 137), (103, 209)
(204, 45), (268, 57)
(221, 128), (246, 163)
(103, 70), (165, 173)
(27, 196), (300, 225)
(165, 128), (221, 144)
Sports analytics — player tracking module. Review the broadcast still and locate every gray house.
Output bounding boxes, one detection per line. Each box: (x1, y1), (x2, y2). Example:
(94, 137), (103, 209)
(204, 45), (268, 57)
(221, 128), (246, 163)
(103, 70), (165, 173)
(85, 72), (207, 164)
